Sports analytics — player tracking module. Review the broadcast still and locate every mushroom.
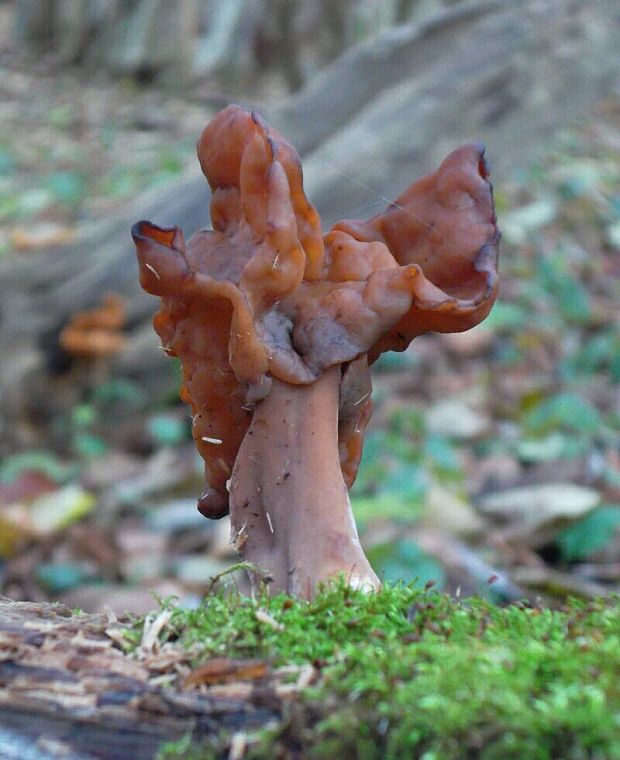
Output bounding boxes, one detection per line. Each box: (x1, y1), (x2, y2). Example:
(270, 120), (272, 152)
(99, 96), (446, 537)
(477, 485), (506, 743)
(59, 294), (127, 359)
(132, 105), (499, 598)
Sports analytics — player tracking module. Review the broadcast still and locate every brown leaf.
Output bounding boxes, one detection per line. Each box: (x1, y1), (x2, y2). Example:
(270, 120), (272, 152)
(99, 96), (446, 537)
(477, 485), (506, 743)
(184, 657), (269, 688)
(0, 471), (57, 505)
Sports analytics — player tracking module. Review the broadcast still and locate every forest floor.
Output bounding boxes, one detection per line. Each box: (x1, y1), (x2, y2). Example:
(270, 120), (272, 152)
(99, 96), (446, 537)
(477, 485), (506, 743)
(1, 57), (620, 613)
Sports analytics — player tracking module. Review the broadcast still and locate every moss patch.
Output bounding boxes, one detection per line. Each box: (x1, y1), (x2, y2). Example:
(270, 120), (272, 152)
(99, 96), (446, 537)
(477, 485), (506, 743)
(153, 580), (620, 760)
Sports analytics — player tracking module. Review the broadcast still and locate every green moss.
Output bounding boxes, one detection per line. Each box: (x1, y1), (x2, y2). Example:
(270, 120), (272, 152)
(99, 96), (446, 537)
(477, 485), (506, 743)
(155, 581), (620, 760)
(152, 577), (423, 664)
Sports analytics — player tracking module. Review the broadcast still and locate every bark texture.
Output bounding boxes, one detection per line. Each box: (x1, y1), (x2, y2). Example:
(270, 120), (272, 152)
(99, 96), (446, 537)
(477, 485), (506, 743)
(0, 598), (292, 760)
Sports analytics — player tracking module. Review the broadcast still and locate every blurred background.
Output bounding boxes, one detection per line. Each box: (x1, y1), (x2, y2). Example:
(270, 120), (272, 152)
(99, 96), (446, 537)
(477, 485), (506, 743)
(0, 0), (619, 613)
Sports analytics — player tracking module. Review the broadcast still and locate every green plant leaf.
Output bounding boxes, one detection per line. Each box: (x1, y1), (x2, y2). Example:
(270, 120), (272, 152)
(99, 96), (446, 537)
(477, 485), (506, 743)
(47, 171), (86, 206)
(36, 562), (96, 594)
(373, 350), (417, 373)
(536, 255), (591, 324)
(483, 301), (529, 332)
(555, 505), (620, 561)
(93, 378), (147, 407)
(517, 433), (589, 463)
(382, 463), (427, 501)
(352, 494), (421, 527)
(72, 403), (97, 428)
(561, 333), (620, 382)
(0, 148), (14, 175)
(148, 413), (189, 446)
(0, 451), (73, 483)
(73, 432), (108, 458)
(367, 539), (445, 587)
(522, 392), (601, 435)
(48, 105), (73, 130)
(29, 484), (96, 533)
(425, 435), (462, 478)
(388, 407), (426, 438)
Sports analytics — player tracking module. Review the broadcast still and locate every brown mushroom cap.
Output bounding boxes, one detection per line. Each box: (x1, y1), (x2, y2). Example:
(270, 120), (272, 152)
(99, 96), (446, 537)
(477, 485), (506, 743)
(332, 145), (499, 361)
(132, 104), (499, 517)
(59, 293), (127, 358)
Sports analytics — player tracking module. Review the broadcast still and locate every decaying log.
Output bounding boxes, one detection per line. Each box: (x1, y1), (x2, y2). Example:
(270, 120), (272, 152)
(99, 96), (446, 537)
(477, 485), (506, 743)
(0, 598), (299, 760)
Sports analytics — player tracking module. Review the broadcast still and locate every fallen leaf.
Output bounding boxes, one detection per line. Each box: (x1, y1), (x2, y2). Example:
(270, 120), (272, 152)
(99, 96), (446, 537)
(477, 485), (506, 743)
(0, 484), (96, 557)
(427, 399), (490, 440)
(184, 658), (268, 688)
(512, 566), (609, 599)
(477, 484), (600, 546)
(29, 484), (96, 534)
(421, 482), (485, 537)
(0, 471), (57, 504)
(501, 199), (557, 243)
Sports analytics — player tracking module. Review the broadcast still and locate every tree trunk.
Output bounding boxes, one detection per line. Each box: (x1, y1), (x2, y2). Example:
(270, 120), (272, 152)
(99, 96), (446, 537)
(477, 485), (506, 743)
(14, 0), (199, 82)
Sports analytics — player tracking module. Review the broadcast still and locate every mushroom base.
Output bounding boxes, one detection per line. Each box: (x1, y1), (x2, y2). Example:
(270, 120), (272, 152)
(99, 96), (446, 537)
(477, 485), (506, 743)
(228, 366), (380, 598)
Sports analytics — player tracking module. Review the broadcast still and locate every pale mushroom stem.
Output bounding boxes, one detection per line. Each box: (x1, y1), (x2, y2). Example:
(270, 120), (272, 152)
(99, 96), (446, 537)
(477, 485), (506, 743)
(229, 365), (380, 598)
